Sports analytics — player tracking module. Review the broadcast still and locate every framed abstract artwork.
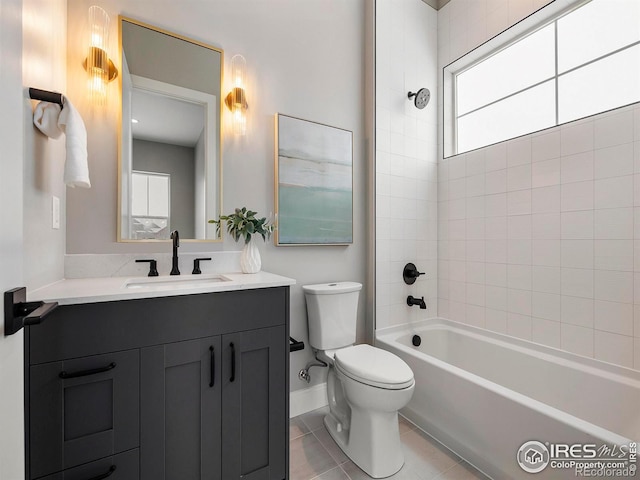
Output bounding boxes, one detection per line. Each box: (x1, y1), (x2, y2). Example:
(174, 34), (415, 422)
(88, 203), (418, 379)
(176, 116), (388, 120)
(274, 114), (353, 245)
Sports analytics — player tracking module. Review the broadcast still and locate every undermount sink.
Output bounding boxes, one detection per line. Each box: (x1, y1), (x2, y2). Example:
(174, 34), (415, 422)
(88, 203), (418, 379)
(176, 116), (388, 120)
(125, 274), (233, 290)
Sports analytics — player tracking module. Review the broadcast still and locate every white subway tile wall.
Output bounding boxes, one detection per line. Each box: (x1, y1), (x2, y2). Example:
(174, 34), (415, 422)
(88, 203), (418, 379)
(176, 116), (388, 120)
(436, 0), (640, 370)
(376, 0), (438, 329)
(438, 104), (640, 370)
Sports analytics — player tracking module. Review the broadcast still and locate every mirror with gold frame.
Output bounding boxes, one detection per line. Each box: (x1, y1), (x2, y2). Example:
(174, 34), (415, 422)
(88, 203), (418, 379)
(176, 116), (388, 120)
(118, 17), (223, 242)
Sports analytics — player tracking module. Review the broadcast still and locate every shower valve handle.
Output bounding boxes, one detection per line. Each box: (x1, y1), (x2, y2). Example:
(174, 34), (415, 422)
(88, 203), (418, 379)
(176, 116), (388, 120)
(403, 263), (425, 285)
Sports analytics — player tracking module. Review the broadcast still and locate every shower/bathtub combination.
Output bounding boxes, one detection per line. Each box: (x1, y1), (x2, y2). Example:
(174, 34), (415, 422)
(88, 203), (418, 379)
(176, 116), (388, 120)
(377, 318), (640, 479)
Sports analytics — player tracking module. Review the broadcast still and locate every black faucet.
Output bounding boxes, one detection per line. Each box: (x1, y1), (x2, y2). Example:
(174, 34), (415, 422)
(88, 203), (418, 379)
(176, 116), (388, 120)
(407, 295), (427, 309)
(170, 230), (180, 275)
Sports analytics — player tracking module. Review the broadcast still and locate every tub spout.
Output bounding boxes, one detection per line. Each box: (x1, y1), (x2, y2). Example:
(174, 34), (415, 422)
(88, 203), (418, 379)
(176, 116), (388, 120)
(407, 295), (427, 309)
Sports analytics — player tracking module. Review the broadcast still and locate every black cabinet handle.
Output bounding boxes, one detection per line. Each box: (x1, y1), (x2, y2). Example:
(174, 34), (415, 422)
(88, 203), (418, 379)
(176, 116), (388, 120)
(59, 362), (116, 379)
(85, 465), (116, 480)
(230, 342), (235, 383)
(209, 346), (215, 387)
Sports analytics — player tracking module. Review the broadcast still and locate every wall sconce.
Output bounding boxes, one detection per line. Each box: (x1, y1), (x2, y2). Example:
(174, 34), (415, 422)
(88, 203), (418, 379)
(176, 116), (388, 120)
(83, 6), (118, 106)
(225, 54), (248, 135)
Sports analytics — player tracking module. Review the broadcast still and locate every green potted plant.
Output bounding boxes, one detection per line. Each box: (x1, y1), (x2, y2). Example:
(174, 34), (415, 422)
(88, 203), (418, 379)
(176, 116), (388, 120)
(209, 207), (274, 273)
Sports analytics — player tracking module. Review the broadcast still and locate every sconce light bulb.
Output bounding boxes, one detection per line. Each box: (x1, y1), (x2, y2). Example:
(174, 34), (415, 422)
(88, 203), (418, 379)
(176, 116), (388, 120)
(233, 112), (247, 136)
(88, 6), (109, 49)
(90, 32), (103, 48)
(88, 69), (107, 106)
(230, 54), (247, 89)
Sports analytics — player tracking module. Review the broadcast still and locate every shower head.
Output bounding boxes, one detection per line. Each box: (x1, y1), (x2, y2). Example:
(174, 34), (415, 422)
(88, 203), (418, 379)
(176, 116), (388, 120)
(408, 88), (430, 109)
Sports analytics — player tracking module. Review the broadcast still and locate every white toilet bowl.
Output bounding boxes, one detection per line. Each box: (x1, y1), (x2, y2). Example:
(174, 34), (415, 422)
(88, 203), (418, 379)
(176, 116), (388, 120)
(301, 283), (415, 478)
(322, 344), (415, 479)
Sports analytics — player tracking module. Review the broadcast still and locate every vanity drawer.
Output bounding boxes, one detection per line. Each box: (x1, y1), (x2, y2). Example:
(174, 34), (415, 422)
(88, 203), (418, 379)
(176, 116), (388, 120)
(35, 449), (138, 480)
(29, 287), (289, 364)
(30, 350), (139, 479)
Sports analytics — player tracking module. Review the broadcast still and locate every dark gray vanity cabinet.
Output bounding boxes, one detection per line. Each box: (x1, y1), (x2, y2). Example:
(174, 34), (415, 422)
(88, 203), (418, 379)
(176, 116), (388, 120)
(140, 326), (287, 480)
(222, 326), (287, 480)
(29, 350), (139, 479)
(140, 336), (222, 479)
(26, 287), (290, 480)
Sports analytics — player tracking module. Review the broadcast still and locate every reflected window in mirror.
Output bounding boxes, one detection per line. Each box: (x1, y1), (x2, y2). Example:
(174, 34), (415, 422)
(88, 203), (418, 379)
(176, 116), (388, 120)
(118, 17), (223, 242)
(131, 171), (170, 240)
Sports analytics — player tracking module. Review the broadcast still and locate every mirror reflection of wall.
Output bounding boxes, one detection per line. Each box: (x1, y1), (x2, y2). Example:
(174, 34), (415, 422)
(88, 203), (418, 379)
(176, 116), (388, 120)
(131, 138), (200, 239)
(119, 18), (222, 242)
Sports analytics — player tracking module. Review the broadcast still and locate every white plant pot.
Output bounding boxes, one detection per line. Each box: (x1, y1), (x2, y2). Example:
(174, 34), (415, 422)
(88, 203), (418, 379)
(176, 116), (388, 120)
(240, 240), (261, 273)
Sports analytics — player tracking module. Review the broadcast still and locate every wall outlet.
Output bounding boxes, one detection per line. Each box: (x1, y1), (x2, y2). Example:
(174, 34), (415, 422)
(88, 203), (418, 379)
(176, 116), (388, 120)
(52, 195), (60, 229)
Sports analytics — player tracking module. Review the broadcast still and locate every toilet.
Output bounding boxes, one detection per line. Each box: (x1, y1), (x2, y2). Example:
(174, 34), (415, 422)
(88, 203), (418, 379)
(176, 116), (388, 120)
(303, 282), (415, 479)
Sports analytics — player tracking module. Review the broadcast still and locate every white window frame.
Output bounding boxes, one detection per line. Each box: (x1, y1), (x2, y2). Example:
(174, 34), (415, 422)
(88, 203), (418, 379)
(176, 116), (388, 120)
(443, 0), (640, 158)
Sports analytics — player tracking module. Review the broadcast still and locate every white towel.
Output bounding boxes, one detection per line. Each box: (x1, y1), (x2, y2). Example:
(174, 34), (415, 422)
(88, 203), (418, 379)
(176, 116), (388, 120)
(33, 101), (63, 139)
(57, 98), (91, 189)
(32, 98), (91, 188)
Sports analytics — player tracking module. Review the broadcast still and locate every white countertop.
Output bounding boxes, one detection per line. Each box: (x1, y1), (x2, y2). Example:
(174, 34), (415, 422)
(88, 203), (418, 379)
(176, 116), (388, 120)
(29, 271), (296, 306)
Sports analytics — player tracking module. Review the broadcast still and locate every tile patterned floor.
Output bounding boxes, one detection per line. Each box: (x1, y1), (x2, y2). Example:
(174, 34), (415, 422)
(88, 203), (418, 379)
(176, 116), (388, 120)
(290, 407), (489, 480)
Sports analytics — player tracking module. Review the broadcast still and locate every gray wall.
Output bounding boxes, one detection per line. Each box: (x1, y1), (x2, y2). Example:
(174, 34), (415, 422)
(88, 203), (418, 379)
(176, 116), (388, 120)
(65, 0), (368, 393)
(132, 139), (196, 237)
(23, 0), (67, 290)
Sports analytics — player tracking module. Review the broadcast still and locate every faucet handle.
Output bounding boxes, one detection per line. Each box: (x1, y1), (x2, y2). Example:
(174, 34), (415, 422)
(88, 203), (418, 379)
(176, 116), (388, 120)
(136, 259), (159, 277)
(192, 257), (212, 275)
(403, 263), (425, 285)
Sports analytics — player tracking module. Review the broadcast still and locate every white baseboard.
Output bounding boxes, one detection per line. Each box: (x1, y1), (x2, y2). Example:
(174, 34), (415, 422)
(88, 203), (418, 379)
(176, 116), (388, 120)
(290, 383), (328, 418)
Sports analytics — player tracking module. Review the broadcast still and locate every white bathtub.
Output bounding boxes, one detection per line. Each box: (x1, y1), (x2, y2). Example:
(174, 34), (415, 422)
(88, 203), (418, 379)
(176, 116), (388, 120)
(376, 318), (640, 480)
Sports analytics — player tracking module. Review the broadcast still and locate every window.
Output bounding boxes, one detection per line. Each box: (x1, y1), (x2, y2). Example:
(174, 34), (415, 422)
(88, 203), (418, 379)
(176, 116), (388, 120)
(444, 0), (640, 157)
(131, 171), (171, 239)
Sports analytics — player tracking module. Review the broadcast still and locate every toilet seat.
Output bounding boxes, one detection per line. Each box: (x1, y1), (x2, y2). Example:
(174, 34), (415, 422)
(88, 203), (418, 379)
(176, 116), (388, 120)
(334, 344), (414, 390)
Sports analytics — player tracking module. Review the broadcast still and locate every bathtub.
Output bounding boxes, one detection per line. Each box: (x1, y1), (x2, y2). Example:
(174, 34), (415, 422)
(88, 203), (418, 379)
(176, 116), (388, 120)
(376, 318), (640, 480)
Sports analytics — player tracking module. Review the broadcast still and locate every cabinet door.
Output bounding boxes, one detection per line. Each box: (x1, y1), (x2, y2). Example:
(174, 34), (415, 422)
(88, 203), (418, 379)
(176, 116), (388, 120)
(222, 325), (287, 480)
(30, 350), (139, 479)
(140, 336), (221, 480)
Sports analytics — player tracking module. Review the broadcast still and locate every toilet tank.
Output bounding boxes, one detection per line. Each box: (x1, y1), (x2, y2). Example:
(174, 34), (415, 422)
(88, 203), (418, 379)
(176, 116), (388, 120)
(302, 282), (362, 350)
